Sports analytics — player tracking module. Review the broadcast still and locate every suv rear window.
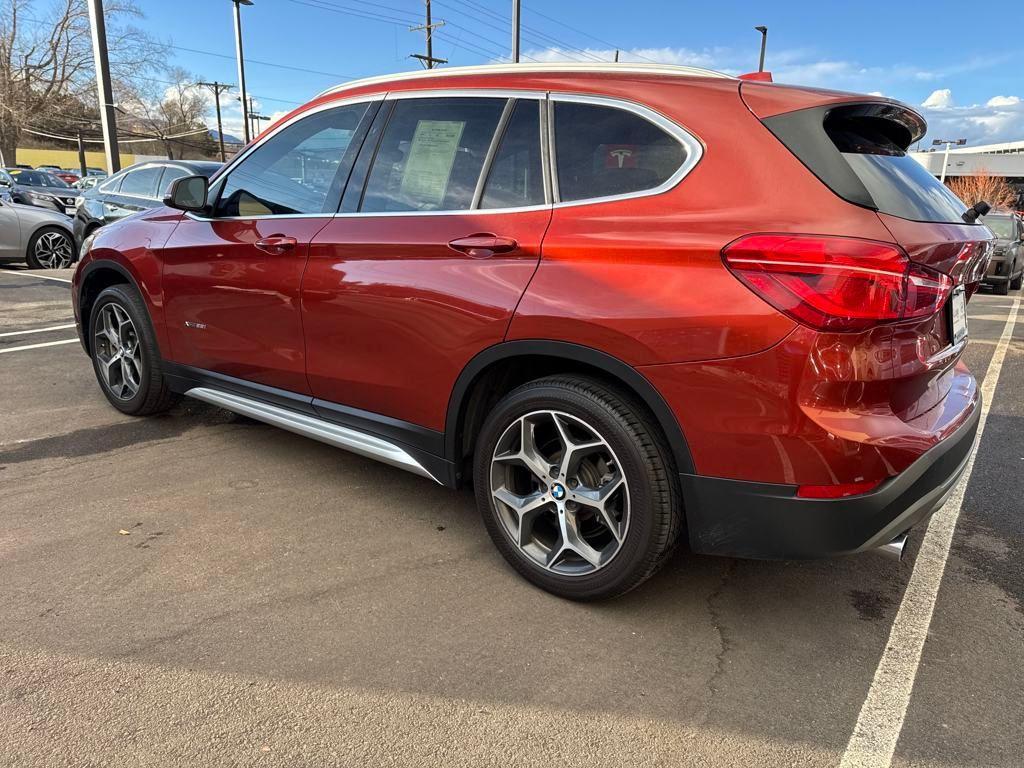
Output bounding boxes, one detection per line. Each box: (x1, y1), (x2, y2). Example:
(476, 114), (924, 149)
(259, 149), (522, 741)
(825, 110), (968, 224)
(762, 102), (974, 225)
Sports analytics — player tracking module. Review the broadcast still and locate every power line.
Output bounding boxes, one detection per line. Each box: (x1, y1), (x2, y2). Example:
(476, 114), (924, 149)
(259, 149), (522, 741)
(166, 43), (362, 81)
(437, 0), (600, 62)
(520, 4), (662, 64)
(24, 126), (210, 144)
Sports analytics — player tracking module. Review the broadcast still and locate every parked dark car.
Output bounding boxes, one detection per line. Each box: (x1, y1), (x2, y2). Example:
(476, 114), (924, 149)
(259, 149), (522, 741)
(5, 169), (80, 215)
(73, 160), (221, 246)
(980, 212), (1023, 294)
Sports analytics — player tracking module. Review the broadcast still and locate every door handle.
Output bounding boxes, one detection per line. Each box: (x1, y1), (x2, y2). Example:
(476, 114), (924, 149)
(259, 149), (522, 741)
(448, 233), (519, 259)
(254, 235), (298, 255)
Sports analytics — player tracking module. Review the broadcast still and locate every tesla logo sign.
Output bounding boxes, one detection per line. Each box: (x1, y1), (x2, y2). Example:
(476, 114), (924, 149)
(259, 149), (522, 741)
(605, 145), (638, 168)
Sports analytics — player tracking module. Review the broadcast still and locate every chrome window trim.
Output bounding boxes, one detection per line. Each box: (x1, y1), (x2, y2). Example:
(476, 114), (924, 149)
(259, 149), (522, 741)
(185, 89), (705, 222)
(538, 94), (553, 204)
(333, 202), (551, 218)
(383, 88), (545, 102)
(548, 92), (705, 209)
(545, 98), (560, 203)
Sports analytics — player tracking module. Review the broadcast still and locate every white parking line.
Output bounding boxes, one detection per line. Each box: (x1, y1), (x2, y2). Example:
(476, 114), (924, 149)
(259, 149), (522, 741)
(0, 338), (79, 354)
(0, 323), (77, 338)
(839, 293), (1022, 768)
(0, 270), (72, 284)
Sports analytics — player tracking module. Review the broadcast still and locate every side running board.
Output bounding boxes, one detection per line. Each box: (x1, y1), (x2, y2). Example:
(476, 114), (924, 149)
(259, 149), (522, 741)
(185, 387), (441, 484)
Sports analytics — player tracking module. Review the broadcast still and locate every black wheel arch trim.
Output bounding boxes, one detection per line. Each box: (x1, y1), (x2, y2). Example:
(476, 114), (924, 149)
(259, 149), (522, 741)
(445, 340), (696, 475)
(76, 259), (142, 353)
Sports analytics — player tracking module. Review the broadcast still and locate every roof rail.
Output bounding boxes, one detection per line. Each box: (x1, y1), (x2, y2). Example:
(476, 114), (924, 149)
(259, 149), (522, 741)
(314, 62), (733, 99)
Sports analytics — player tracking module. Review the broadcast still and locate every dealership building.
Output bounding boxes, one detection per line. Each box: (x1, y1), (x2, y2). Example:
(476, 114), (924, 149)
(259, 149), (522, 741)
(911, 140), (1024, 207)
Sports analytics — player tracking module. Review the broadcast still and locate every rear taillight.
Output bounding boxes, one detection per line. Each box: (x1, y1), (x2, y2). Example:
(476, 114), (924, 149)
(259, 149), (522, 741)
(723, 234), (954, 332)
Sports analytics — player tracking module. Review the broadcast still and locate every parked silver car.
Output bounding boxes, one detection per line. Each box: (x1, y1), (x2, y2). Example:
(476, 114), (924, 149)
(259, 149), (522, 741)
(0, 199), (76, 269)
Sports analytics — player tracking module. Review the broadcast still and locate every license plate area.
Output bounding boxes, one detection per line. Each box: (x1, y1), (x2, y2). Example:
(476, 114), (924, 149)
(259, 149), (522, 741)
(949, 284), (968, 346)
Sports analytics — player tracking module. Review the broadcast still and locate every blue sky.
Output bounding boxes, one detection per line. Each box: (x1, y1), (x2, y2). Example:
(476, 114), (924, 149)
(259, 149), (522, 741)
(136, 0), (1022, 146)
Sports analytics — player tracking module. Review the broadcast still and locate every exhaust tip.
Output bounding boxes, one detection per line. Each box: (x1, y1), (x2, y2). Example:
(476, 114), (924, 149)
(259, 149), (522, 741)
(878, 533), (908, 561)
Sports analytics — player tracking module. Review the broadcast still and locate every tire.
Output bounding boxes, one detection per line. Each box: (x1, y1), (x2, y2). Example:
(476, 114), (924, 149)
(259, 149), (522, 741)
(88, 284), (178, 416)
(1010, 264), (1022, 291)
(26, 226), (74, 269)
(474, 375), (683, 601)
(994, 278), (1010, 296)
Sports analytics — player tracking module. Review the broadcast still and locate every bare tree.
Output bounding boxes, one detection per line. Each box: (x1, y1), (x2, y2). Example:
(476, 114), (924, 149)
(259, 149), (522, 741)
(0, 0), (163, 164)
(117, 67), (213, 159)
(946, 169), (1019, 212)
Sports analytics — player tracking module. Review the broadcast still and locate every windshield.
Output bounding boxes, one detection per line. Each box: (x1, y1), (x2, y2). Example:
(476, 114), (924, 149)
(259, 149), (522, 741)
(984, 216), (1016, 240)
(16, 171), (68, 187)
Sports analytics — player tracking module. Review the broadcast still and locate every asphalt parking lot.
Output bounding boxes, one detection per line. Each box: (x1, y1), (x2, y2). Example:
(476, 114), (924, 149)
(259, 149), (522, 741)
(1, 264), (1021, 767)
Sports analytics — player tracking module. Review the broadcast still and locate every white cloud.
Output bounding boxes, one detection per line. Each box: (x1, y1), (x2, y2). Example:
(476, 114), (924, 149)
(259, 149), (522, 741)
(986, 95), (1021, 108)
(918, 89), (1024, 145)
(922, 89), (954, 109)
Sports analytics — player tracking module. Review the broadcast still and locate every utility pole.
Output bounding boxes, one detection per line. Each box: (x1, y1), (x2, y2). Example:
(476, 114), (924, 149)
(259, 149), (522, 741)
(76, 130), (87, 177)
(251, 111), (271, 136)
(231, 0), (254, 144)
(410, 0), (446, 69)
(754, 26), (768, 73)
(198, 81), (233, 162)
(247, 96), (259, 137)
(511, 0), (520, 63)
(86, 0), (120, 173)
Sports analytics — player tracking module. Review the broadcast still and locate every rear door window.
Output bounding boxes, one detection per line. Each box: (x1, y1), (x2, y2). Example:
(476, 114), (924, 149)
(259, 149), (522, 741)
(360, 97), (505, 212)
(553, 101), (687, 203)
(99, 173), (124, 193)
(119, 166), (162, 198)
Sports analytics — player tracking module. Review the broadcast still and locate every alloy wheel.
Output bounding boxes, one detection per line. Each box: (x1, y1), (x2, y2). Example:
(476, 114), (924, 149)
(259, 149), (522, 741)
(93, 303), (143, 400)
(490, 410), (630, 575)
(33, 230), (74, 269)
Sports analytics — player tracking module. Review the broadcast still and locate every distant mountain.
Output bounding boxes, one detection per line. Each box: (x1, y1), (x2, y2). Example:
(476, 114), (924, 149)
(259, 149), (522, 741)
(209, 129), (243, 145)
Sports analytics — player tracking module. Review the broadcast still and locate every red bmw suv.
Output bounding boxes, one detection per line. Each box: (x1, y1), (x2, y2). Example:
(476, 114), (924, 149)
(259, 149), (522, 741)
(73, 63), (990, 600)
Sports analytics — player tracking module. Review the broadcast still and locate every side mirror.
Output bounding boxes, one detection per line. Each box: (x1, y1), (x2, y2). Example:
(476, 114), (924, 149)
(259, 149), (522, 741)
(163, 175), (208, 212)
(0, 178), (11, 188)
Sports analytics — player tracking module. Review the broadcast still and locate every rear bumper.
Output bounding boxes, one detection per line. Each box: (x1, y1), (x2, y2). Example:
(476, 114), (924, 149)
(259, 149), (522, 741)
(680, 395), (980, 559)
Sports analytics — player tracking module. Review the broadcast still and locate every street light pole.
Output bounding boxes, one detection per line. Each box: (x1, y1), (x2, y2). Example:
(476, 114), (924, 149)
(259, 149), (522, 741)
(231, 0), (254, 144)
(511, 0), (520, 63)
(933, 138), (967, 183)
(755, 26), (768, 73)
(86, 0), (120, 173)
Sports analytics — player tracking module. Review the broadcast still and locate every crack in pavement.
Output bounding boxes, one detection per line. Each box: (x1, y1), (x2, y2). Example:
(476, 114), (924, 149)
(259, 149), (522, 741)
(705, 560), (738, 698)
